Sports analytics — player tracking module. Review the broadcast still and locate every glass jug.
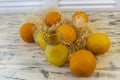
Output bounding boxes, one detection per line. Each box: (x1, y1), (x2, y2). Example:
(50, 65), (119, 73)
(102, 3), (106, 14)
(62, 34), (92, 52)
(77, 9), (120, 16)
(43, 33), (74, 66)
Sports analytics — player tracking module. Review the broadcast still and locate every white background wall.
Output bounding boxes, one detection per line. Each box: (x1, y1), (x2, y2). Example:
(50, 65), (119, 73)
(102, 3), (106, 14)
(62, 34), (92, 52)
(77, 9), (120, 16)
(0, 0), (120, 13)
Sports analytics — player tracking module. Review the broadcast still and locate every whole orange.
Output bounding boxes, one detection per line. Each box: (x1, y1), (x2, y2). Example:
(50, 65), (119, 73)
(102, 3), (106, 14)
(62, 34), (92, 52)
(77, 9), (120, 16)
(70, 50), (96, 77)
(72, 11), (89, 22)
(45, 11), (61, 27)
(56, 24), (76, 43)
(87, 33), (110, 55)
(20, 23), (35, 43)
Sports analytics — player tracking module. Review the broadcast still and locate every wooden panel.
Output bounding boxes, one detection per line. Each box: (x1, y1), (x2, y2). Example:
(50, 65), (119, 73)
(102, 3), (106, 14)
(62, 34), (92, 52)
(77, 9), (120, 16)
(0, 0), (44, 13)
(58, 0), (120, 12)
(0, 12), (120, 80)
(0, 1), (44, 7)
(59, 0), (116, 5)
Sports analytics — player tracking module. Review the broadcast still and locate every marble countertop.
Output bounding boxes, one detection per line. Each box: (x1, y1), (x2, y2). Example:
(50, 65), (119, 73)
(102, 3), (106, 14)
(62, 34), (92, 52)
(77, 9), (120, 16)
(0, 12), (120, 80)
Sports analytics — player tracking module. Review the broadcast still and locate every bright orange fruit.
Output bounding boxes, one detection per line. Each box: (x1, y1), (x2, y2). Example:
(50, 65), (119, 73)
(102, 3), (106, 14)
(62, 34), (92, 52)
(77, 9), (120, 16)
(87, 33), (110, 55)
(20, 23), (35, 43)
(56, 24), (76, 43)
(72, 11), (89, 22)
(70, 50), (96, 77)
(45, 11), (61, 27)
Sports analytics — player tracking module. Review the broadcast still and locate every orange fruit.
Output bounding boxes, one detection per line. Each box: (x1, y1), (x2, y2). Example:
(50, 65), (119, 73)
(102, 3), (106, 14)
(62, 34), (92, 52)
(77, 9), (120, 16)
(72, 11), (89, 22)
(87, 33), (110, 55)
(70, 50), (96, 77)
(20, 23), (35, 43)
(45, 11), (61, 27)
(56, 24), (76, 43)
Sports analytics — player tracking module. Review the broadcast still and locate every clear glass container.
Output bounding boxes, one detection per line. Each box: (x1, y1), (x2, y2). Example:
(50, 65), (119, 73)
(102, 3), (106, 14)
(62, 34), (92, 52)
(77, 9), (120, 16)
(43, 33), (73, 66)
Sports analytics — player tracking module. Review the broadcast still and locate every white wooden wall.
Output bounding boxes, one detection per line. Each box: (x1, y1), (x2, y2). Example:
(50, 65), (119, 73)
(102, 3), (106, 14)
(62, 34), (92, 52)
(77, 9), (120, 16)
(0, 0), (120, 13)
(0, 0), (44, 13)
(56, 0), (120, 12)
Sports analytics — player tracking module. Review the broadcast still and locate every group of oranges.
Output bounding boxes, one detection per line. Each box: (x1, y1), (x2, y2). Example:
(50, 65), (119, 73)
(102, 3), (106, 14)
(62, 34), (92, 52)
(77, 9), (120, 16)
(20, 11), (110, 77)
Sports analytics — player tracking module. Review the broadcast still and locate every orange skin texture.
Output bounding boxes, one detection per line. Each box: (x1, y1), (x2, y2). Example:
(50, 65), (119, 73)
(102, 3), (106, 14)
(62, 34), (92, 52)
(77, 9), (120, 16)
(87, 33), (110, 55)
(72, 11), (89, 22)
(70, 50), (96, 77)
(56, 24), (76, 43)
(20, 23), (35, 43)
(45, 11), (61, 27)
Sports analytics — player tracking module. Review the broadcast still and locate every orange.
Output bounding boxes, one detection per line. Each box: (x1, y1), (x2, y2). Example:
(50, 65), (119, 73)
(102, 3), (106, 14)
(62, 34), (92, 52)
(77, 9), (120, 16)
(45, 11), (61, 27)
(70, 50), (96, 77)
(56, 24), (76, 43)
(72, 11), (89, 22)
(20, 23), (35, 43)
(87, 33), (110, 55)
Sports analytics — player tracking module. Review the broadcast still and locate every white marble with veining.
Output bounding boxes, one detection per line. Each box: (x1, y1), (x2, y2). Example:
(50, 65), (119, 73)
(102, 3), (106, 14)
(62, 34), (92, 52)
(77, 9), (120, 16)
(0, 12), (120, 80)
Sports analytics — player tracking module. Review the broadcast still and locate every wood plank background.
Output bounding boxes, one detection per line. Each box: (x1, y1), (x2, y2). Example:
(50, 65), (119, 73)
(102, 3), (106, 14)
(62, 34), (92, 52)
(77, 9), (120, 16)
(0, 12), (120, 80)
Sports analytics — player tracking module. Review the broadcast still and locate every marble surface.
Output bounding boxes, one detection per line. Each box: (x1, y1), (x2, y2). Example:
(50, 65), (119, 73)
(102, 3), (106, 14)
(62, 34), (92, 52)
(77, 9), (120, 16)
(0, 12), (120, 80)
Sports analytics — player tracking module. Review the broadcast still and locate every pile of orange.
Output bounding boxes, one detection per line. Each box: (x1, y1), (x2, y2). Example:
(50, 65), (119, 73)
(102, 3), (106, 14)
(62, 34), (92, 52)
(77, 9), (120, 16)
(19, 10), (110, 77)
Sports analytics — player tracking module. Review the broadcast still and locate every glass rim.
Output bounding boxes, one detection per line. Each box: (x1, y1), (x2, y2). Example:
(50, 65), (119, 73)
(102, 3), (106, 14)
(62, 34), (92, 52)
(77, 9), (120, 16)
(43, 32), (64, 45)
